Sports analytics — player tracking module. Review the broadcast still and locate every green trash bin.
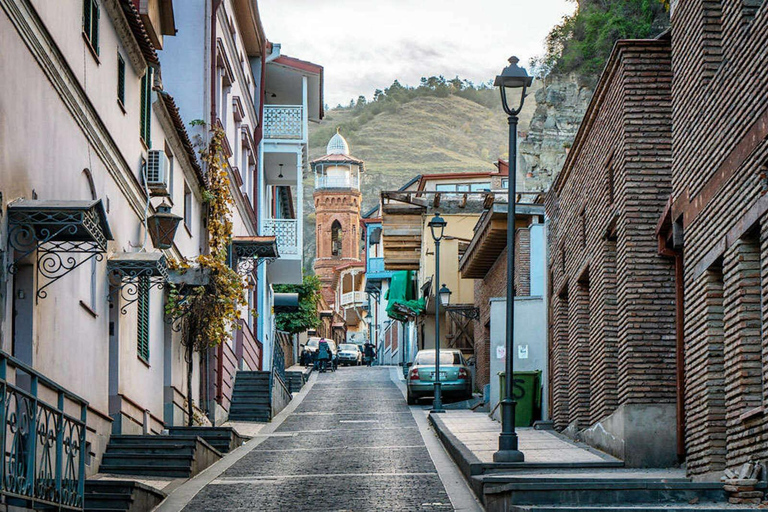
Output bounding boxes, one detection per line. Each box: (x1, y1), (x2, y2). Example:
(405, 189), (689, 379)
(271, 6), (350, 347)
(498, 370), (541, 427)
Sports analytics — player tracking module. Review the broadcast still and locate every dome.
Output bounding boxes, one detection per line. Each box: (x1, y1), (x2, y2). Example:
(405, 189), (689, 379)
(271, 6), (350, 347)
(326, 129), (350, 156)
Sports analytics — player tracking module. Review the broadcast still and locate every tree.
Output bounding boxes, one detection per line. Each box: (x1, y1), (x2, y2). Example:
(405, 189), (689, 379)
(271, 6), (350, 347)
(535, 0), (669, 76)
(166, 126), (247, 426)
(274, 274), (322, 335)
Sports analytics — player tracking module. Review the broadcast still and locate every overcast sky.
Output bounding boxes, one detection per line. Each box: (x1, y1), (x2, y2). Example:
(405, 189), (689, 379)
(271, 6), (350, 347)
(259, 0), (576, 108)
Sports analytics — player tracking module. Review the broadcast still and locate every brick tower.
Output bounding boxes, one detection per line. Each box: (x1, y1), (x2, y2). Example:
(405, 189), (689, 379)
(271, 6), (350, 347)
(311, 130), (364, 295)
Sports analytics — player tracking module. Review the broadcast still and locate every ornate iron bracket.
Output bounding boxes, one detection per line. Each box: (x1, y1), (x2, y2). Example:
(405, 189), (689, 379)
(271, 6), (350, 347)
(229, 237), (279, 276)
(6, 200), (112, 302)
(107, 252), (169, 315)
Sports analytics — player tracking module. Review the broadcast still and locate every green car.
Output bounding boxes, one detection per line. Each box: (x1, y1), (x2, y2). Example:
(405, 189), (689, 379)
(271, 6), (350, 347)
(406, 349), (472, 405)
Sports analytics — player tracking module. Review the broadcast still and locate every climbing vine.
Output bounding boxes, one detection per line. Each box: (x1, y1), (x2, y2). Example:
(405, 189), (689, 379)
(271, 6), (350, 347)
(165, 125), (247, 425)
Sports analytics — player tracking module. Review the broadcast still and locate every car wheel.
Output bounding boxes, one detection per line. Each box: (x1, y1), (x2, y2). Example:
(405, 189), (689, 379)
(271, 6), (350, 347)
(407, 390), (417, 406)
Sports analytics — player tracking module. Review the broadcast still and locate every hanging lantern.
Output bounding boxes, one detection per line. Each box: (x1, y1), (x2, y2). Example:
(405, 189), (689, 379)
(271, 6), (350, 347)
(147, 201), (182, 250)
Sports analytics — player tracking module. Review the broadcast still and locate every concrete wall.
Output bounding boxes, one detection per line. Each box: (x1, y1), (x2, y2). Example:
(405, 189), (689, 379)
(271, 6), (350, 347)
(489, 297), (548, 422)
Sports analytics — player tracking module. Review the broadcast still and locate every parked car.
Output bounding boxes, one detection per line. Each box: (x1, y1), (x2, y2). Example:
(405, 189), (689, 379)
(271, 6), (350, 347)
(406, 349), (472, 405)
(337, 343), (363, 366)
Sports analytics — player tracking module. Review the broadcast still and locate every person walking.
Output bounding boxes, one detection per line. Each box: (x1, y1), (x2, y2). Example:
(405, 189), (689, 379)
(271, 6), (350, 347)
(364, 343), (376, 367)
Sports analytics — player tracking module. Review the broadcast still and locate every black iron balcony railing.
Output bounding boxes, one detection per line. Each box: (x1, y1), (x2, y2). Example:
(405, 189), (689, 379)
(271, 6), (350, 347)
(0, 351), (87, 510)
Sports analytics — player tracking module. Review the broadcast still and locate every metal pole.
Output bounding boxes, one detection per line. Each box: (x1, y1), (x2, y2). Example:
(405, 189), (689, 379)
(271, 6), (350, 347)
(494, 114), (524, 461)
(431, 238), (444, 413)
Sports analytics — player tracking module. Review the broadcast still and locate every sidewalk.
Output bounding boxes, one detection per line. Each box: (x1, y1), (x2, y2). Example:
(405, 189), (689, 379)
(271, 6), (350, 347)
(429, 409), (623, 478)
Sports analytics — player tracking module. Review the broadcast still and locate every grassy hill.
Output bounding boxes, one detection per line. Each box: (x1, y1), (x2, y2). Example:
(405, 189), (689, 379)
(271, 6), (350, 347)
(302, 84), (540, 267)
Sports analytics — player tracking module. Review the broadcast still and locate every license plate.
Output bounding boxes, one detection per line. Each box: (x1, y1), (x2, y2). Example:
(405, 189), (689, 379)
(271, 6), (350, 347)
(430, 372), (448, 380)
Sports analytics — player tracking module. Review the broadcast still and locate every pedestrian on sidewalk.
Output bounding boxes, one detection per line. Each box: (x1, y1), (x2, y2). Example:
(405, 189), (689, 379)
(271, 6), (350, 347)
(364, 343), (376, 367)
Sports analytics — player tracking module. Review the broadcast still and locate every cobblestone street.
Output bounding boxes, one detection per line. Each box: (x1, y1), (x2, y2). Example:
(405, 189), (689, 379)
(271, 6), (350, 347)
(183, 367), (456, 511)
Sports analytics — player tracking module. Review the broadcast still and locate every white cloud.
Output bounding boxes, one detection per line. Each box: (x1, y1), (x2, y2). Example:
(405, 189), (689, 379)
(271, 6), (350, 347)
(259, 0), (576, 107)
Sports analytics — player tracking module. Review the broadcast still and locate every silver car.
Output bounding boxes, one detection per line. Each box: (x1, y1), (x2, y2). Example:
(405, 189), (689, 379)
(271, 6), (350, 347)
(337, 343), (363, 366)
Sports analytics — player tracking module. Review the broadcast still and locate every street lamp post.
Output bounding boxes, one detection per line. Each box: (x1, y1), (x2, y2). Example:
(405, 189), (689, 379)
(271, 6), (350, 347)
(428, 213), (448, 413)
(493, 56), (532, 463)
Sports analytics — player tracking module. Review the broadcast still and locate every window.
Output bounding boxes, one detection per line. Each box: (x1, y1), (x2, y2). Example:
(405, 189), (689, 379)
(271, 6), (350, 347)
(331, 220), (343, 257)
(183, 182), (192, 231)
(140, 67), (153, 147)
(117, 54), (125, 108)
(137, 277), (150, 363)
(501, 178), (509, 189)
(470, 183), (491, 192)
(82, 0), (99, 55)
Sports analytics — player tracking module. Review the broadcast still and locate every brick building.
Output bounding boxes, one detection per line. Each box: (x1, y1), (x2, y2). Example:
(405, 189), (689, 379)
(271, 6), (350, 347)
(459, 202), (546, 399)
(664, 1), (768, 480)
(545, 36), (676, 467)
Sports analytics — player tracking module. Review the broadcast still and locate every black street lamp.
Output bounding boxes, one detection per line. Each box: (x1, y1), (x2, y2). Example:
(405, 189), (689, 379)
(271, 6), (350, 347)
(147, 201), (183, 250)
(428, 213), (448, 413)
(493, 56), (532, 463)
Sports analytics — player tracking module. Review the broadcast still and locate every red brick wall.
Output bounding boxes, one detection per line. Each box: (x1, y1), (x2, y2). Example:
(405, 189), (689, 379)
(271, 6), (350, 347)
(671, 2), (768, 479)
(545, 39), (675, 432)
(473, 246), (508, 390)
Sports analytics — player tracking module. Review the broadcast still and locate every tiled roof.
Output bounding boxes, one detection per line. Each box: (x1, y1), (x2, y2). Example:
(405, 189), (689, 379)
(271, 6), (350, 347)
(120, 0), (159, 66)
(310, 153), (364, 166)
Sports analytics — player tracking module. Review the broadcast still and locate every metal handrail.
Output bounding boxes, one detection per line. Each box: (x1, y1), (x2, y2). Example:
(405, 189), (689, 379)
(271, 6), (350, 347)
(0, 351), (87, 510)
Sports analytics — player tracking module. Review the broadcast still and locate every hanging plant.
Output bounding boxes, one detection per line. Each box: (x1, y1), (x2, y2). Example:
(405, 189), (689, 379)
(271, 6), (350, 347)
(165, 125), (247, 426)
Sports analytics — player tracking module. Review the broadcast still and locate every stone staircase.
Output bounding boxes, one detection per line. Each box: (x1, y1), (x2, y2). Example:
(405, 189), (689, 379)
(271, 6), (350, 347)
(478, 471), (757, 512)
(228, 371), (272, 422)
(98, 435), (221, 478)
(84, 480), (165, 512)
(285, 366), (312, 393)
(167, 425), (249, 453)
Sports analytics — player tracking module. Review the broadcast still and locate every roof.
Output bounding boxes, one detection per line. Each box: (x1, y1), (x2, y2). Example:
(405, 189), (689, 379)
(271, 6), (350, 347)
(157, 92), (204, 186)
(272, 54), (324, 119)
(327, 131), (350, 156)
(362, 205), (380, 219)
(120, 0), (159, 65)
(399, 175), (422, 191)
(310, 153), (365, 166)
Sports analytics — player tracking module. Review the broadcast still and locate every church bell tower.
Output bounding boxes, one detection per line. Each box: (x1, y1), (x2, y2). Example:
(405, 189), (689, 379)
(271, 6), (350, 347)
(311, 130), (364, 290)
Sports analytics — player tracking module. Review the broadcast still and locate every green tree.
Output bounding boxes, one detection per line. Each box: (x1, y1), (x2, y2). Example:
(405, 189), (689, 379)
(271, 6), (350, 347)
(274, 274), (322, 334)
(536, 0), (669, 77)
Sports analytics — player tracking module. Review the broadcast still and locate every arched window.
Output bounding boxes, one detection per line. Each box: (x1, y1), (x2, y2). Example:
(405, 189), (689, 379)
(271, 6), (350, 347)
(331, 220), (342, 257)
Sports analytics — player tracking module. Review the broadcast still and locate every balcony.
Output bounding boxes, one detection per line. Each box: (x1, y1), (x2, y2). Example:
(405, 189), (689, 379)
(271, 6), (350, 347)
(341, 291), (366, 307)
(263, 219), (299, 256)
(315, 175), (360, 190)
(0, 351), (87, 509)
(263, 105), (304, 140)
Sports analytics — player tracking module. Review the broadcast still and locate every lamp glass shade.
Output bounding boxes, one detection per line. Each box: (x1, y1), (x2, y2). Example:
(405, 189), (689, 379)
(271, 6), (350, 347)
(438, 284), (452, 307)
(494, 56), (533, 89)
(147, 202), (182, 250)
(428, 213), (447, 242)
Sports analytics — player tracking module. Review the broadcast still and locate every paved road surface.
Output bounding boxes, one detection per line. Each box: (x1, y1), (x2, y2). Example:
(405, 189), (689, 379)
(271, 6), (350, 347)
(183, 366), (455, 511)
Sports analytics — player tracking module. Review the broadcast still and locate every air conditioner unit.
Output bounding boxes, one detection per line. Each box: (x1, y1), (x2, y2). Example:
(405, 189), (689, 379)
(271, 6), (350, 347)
(146, 149), (169, 195)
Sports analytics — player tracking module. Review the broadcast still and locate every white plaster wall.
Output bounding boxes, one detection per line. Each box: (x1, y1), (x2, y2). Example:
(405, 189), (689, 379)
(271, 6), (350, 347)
(1, 2), (206, 440)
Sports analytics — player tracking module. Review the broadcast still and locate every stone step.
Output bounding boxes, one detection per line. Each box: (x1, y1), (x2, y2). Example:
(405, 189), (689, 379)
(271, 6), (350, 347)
(166, 426), (249, 454)
(102, 453), (195, 466)
(481, 476), (729, 509)
(105, 444), (196, 456)
(98, 464), (191, 478)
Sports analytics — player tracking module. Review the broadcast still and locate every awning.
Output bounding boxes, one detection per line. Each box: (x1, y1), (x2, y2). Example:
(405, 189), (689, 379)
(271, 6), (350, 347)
(107, 252), (169, 314)
(230, 236), (279, 275)
(385, 270), (425, 322)
(274, 292), (299, 313)
(7, 199), (113, 300)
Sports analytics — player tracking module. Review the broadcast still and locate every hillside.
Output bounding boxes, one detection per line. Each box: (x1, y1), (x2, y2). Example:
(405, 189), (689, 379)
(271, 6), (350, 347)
(302, 86), (540, 267)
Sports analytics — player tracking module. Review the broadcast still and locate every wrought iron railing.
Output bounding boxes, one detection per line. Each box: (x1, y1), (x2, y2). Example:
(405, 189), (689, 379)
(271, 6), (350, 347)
(314, 175), (359, 190)
(0, 352), (87, 510)
(272, 335), (287, 384)
(341, 291), (366, 307)
(263, 106), (303, 140)
(263, 219), (298, 256)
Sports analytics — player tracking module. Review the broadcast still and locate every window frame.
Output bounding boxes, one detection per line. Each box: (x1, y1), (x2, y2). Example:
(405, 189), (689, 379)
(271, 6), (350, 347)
(136, 277), (150, 363)
(117, 53), (126, 110)
(82, 0), (100, 57)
